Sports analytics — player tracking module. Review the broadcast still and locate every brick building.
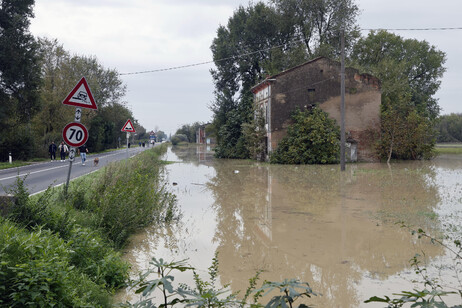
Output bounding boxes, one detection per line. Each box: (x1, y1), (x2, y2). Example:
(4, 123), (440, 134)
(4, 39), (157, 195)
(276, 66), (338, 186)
(251, 57), (381, 162)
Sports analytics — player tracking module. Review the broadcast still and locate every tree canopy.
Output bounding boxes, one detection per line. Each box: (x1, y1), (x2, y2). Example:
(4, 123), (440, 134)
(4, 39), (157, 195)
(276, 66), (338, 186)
(0, 0), (41, 159)
(350, 31), (446, 160)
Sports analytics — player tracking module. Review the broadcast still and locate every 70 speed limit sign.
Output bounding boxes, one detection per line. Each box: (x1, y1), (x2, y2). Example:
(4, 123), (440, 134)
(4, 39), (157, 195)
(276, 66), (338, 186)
(63, 122), (89, 147)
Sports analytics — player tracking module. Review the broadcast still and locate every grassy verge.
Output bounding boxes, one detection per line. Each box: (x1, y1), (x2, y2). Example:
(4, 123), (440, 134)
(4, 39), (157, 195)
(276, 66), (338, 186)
(0, 144), (178, 307)
(435, 143), (462, 155)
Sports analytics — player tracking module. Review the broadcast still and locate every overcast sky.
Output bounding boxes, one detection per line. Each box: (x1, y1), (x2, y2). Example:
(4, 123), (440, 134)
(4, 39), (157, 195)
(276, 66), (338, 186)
(30, 0), (461, 135)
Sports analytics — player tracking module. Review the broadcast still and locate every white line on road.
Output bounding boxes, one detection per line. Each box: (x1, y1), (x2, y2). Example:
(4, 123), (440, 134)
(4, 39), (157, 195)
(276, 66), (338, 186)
(0, 152), (119, 182)
(0, 164), (69, 181)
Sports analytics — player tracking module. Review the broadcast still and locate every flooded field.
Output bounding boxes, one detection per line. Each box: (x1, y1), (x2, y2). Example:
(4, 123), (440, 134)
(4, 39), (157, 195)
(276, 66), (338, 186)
(117, 145), (462, 307)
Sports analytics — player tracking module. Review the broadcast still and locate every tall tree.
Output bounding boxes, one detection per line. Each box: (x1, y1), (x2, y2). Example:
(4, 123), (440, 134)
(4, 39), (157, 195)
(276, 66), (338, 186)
(271, 0), (360, 58)
(350, 30), (446, 160)
(350, 30), (446, 121)
(0, 0), (41, 160)
(210, 3), (292, 158)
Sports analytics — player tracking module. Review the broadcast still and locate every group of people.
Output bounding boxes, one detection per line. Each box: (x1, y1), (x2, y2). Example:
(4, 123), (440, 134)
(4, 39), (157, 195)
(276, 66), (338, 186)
(48, 141), (88, 165)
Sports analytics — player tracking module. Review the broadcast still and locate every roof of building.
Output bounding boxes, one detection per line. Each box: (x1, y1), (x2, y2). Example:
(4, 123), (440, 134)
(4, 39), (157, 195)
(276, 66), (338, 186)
(251, 57), (325, 93)
(251, 57), (380, 93)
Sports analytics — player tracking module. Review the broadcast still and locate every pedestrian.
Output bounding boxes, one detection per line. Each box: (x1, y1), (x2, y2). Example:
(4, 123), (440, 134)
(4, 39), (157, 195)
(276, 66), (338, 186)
(128, 142), (131, 148)
(49, 141), (57, 162)
(78, 144), (88, 165)
(58, 141), (69, 162)
(139, 141), (141, 147)
(142, 142), (145, 147)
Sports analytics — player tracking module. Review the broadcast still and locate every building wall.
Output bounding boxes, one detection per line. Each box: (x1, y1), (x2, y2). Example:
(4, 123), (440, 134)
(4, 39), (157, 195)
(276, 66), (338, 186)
(267, 57), (381, 161)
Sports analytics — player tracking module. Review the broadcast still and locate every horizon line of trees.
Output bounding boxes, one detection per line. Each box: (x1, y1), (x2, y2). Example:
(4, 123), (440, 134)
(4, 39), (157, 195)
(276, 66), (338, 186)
(0, 0), (154, 161)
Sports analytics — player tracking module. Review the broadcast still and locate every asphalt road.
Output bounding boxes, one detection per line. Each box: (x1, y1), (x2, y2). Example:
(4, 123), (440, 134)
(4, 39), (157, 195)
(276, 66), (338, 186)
(0, 146), (152, 196)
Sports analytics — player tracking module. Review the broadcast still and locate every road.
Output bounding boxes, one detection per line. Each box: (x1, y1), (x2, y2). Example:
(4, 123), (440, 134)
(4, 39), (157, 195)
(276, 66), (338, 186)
(0, 146), (152, 196)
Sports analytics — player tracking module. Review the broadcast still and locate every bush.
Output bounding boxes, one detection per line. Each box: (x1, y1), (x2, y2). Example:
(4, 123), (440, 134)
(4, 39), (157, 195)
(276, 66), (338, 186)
(171, 134), (189, 145)
(5, 177), (130, 291)
(0, 219), (111, 307)
(270, 108), (340, 164)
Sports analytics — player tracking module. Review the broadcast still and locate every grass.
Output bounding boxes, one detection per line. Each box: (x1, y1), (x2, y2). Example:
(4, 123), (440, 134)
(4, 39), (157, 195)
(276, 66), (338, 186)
(0, 158), (49, 170)
(435, 146), (462, 155)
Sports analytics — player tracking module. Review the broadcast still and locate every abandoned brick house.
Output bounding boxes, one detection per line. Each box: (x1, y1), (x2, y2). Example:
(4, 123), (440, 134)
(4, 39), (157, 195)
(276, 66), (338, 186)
(251, 57), (381, 162)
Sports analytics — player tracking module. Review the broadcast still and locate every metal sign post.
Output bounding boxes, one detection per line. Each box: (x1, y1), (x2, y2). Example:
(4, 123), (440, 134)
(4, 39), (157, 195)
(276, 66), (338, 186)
(121, 119), (136, 161)
(64, 107), (82, 196)
(126, 132), (130, 160)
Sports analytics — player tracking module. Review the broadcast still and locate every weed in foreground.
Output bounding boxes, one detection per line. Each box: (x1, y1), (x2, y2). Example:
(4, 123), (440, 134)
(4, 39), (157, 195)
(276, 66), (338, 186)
(365, 224), (462, 307)
(120, 253), (318, 308)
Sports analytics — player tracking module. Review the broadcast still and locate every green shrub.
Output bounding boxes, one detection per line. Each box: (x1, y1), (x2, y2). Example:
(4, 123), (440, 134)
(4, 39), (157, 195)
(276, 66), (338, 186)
(271, 108), (340, 164)
(5, 179), (130, 291)
(0, 219), (111, 307)
(171, 134), (189, 145)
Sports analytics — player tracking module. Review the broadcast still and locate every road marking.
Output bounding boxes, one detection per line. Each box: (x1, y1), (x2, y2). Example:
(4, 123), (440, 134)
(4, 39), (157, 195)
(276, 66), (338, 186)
(30, 169), (100, 196)
(0, 164), (69, 181)
(0, 150), (132, 182)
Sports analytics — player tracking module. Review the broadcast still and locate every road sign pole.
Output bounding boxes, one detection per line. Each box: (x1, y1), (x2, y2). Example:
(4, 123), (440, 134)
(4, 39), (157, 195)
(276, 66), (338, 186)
(65, 107), (82, 196)
(126, 132), (129, 160)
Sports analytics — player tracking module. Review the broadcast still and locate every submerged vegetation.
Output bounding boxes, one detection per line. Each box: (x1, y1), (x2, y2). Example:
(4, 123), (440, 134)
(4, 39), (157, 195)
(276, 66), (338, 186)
(0, 145), (178, 306)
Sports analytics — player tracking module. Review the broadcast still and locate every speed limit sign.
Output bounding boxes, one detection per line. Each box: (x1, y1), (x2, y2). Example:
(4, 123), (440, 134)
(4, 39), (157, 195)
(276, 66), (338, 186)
(62, 122), (89, 147)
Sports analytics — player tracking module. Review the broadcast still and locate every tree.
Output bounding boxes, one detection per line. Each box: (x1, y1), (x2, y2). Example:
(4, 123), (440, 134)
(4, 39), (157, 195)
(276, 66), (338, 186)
(86, 102), (133, 151)
(350, 30), (446, 160)
(436, 113), (462, 143)
(210, 3), (284, 158)
(0, 0), (41, 160)
(156, 130), (167, 142)
(271, 0), (360, 58)
(242, 107), (267, 161)
(270, 108), (340, 164)
(175, 122), (202, 143)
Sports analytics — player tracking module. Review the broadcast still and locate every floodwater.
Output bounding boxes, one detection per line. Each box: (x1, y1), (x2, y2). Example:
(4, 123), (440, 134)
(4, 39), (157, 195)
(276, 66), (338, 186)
(117, 145), (462, 307)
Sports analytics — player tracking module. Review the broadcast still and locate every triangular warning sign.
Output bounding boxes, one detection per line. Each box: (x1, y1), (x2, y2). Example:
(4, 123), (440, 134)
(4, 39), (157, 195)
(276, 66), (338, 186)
(121, 119), (136, 132)
(62, 77), (98, 110)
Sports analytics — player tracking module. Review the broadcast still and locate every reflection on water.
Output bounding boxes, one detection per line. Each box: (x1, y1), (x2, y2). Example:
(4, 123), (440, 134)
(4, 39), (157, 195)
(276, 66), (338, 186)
(117, 145), (462, 307)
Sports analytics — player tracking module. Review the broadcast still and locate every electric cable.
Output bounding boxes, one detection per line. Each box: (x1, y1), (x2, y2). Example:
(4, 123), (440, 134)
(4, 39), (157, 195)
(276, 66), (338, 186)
(119, 27), (461, 76)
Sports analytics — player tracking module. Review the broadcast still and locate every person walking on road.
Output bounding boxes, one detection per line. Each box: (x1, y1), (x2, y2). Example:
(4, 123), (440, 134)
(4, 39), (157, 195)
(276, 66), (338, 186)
(49, 141), (57, 162)
(58, 141), (69, 162)
(78, 144), (88, 165)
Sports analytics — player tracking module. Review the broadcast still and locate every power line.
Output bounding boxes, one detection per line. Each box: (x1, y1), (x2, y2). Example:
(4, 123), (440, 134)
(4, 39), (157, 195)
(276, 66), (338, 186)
(362, 27), (462, 31)
(120, 27), (462, 76)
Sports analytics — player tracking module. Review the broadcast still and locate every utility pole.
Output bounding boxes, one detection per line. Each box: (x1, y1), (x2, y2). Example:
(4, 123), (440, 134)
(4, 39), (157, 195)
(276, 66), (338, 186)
(340, 29), (346, 171)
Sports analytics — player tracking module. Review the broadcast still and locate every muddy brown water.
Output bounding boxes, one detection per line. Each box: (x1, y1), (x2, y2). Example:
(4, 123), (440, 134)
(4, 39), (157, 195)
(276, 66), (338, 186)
(116, 145), (462, 307)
